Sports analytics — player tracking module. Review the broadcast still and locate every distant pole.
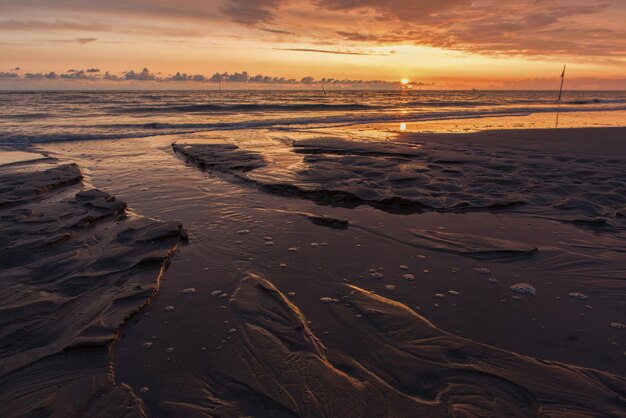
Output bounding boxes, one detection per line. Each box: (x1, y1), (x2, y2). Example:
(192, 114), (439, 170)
(321, 83), (327, 97)
(218, 79), (222, 94)
(555, 65), (566, 128)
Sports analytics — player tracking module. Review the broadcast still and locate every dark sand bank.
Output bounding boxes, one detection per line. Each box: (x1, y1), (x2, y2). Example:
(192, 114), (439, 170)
(0, 156), (185, 417)
(173, 127), (626, 227)
(3, 126), (625, 417)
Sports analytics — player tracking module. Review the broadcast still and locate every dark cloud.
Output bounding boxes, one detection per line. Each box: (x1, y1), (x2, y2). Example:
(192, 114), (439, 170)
(276, 47), (387, 56)
(167, 72), (206, 82)
(315, 0), (471, 21)
(0, 67), (434, 88)
(60, 69), (99, 79)
(24, 72), (59, 79)
(220, 0), (286, 24)
(103, 71), (121, 81)
(124, 68), (156, 80)
(256, 26), (295, 35)
(77, 37), (97, 44)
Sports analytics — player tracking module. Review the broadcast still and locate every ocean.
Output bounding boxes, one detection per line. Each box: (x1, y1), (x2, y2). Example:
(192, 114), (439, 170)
(1, 90), (625, 144)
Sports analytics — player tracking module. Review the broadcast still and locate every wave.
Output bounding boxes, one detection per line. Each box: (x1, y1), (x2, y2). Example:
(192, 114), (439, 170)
(117, 102), (376, 114)
(111, 97), (626, 115)
(3, 103), (625, 145)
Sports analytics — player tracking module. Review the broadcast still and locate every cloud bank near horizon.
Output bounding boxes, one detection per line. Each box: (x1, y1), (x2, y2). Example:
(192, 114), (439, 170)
(0, 67), (434, 89)
(1, 67), (624, 90)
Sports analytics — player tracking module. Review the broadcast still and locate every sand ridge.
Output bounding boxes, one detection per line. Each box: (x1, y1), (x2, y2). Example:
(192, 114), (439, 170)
(161, 274), (626, 417)
(0, 157), (186, 417)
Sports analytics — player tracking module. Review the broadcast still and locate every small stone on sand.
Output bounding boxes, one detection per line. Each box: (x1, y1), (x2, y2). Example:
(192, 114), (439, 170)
(473, 267), (491, 274)
(435, 293), (445, 299)
(568, 292), (589, 300)
(142, 342), (153, 349)
(370, 272), (383, 279)
(236, 229), (250, 235)
(310, 242), (319, 247)
(402, 274), (415, 281)
(210, 290), (222, 296)
(139, 387), (150, 394)
(288, 247), (298, 252)
(164, 305), (175, 311)
(399, 265), (409, 270)
(279, 263), (287, 268)
(265, 241), (274, 246)
(385, 285), (396, 291)
(611, 322), (625, 330)
(320, 297), (339, 303)
(165, 347), (175, 353)
(181, 288), (196, 295)
(448, 290), (460, 296)
(510, 283), (536, 296)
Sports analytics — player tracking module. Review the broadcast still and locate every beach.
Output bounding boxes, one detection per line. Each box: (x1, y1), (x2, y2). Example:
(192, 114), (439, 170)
(1, 106), (625, 416)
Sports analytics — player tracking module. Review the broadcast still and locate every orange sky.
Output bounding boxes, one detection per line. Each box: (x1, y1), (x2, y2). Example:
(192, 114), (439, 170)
(0, 0), (625, 89)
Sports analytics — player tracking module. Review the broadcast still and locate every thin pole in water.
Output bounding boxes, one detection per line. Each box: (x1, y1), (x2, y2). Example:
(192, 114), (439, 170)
(218, 79), (222, 94)
(555, 65), (566, 128)
(321, 83), (327, 97)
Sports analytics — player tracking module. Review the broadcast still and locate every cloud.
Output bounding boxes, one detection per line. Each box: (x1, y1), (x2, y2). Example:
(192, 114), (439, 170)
(220, 0), (287, 24)
(0, 19), (111, 32)
(276, 47), (387, 56)
(167, 72), (206, 82)
(0, 66), (433, 88)
(77, 37), (97, 44)
(60, 69), (99, 79)
(124, 68), (156, 80)
(315, 0), (471, 21)
(2, 0), (625, 59)
(24, 72), (59, 79)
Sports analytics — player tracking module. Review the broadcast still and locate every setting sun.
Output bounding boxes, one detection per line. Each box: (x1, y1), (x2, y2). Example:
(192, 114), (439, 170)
(401, 79), (410, 85)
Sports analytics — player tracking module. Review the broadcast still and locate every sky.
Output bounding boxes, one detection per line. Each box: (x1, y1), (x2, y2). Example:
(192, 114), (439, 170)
(0, 0), (625, 89)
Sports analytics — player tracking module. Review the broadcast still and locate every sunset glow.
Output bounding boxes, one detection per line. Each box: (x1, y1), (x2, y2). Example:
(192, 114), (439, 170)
(1, 0), (625, 89)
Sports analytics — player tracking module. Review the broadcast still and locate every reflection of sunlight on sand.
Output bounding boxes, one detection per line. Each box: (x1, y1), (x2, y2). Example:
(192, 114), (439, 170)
(374, 110), (626, 134)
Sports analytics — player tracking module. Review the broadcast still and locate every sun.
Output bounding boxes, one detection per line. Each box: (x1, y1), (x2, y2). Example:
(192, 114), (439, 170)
(401, 78), (410, 85)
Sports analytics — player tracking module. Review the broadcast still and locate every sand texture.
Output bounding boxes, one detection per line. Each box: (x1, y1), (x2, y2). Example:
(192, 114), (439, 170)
(173, 132), (626, 227)
(0, 159), (185, 417)
(160, 274), (626, 417)
(3, 127), (625, 417)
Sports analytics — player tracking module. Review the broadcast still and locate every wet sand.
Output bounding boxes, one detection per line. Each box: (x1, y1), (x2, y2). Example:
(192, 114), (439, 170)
(0, 156), (186, 416)
(1, 126), (626, 417)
